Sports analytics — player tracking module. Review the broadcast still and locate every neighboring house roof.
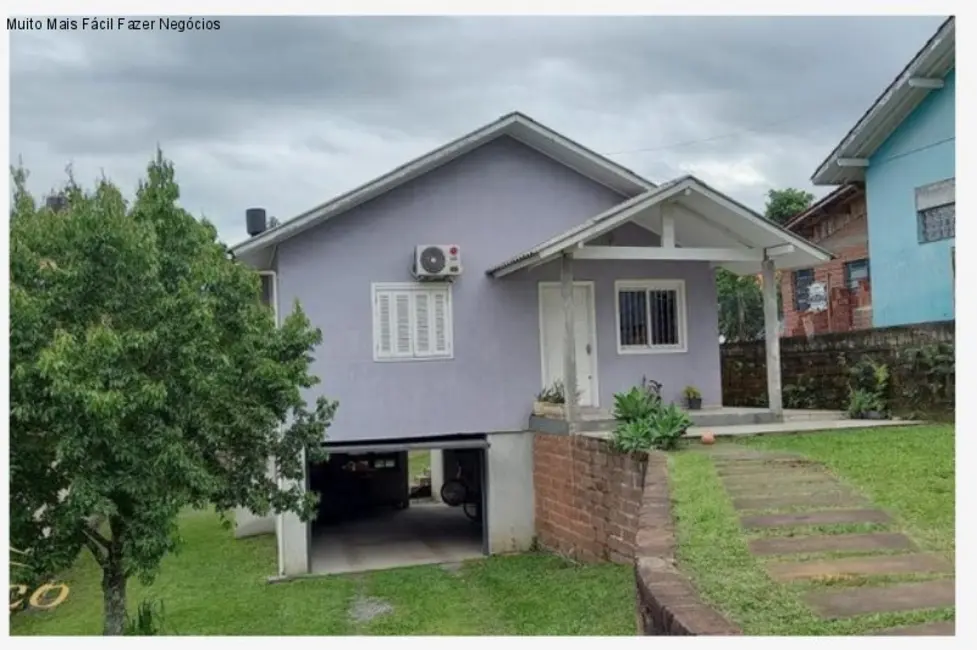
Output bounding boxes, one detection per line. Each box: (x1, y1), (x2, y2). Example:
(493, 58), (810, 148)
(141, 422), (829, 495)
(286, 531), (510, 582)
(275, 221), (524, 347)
(486, 175), (833, 277)
(231, 112), (656, 261)
(783, 184), (862, 231)
(811, 16), (955, 185)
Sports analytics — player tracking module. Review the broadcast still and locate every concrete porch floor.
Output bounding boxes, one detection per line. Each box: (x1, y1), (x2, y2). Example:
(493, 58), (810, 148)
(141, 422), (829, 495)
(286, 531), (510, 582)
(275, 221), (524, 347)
(582, 411), (921, 443)
(310, 500), (484, 576)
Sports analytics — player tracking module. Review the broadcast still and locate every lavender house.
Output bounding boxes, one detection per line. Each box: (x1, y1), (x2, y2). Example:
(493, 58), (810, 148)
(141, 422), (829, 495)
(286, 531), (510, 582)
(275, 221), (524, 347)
(231, 113), (831, 577)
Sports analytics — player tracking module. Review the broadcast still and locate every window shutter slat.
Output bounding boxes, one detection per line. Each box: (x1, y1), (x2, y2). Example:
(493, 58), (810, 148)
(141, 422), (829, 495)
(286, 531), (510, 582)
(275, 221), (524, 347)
(394, 292), (412, 356)
(433, 290), (449, 353)
(414, 292), (431, 355)
(377, 292), (392, 356)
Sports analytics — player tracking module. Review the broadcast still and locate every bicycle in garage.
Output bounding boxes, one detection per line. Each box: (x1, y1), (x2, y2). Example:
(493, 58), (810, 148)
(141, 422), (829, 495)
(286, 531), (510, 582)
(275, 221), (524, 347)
(439, 466), (483, 524)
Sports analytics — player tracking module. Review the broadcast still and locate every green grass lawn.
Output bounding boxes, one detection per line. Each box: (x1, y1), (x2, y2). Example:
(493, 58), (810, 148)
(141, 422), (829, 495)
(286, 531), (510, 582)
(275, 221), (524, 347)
(11, 509), (633, 636)
(668, 424), (955, 635)
(408, 450), (431, 480)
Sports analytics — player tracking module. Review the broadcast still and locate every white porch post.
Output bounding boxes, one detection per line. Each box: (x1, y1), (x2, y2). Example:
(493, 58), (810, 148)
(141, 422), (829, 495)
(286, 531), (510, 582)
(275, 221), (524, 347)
(761, 258), (783, 417)
(560, 253), (579, 423)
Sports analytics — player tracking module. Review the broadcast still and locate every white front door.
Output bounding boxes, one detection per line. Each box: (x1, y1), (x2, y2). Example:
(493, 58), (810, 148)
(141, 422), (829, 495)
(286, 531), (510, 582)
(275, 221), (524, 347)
(539, 282), (597, 407)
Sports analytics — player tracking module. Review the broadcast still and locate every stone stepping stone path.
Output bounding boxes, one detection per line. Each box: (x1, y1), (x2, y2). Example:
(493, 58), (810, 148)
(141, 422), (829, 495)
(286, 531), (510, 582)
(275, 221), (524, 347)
(706, 446), (955, 632)
(766, 552), (951, 582)
(804, 579), (955, 618)
(741, 508), (891, 529)
(749, 532), (916, 556)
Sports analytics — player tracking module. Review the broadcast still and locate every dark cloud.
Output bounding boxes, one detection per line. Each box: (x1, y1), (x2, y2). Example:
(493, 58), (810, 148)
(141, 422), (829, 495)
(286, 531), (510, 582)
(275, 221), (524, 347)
(10, 15), (946, 243)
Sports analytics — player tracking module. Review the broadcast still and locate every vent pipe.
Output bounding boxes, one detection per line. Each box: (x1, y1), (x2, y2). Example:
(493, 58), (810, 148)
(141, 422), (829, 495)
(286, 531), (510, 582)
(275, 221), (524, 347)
(246, 208), (267, 237)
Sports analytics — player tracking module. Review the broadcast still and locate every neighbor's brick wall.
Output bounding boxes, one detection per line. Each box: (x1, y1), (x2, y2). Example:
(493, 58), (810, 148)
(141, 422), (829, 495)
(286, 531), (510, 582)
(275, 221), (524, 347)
(781, 192), (872, 338)
(721, 320), (954, 413)
(533, 433), (645, 564)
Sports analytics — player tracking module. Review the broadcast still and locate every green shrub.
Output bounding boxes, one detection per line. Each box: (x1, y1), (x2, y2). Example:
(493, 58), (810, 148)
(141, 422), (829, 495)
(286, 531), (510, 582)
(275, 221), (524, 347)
(648, 403), (693, 450)
(611, 418), (654, 454)
(846, 388), (881, 419)
(612, 386), (659, 422)
(124, 599), (166, 636)
(846, 357), (890, 416)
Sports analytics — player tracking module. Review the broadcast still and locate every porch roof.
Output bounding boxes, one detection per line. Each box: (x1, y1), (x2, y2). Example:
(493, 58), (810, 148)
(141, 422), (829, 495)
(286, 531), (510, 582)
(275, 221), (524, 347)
(485, 175), (833, 277)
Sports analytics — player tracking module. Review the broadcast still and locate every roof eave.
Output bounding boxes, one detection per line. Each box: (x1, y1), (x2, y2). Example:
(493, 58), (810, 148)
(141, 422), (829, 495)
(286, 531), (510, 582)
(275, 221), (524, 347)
(810, 17), (955, 186)
(487, 176), (833, 277)
(231, 112), (657, 257)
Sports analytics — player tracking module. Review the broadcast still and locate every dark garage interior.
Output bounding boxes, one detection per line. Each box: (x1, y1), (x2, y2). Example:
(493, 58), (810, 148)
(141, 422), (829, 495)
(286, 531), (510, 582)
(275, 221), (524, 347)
(307, 440), (487, 574)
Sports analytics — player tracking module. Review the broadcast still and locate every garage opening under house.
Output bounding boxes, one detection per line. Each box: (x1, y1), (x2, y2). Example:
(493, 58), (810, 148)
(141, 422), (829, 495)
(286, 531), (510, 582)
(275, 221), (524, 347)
(229, 113), (831, 577)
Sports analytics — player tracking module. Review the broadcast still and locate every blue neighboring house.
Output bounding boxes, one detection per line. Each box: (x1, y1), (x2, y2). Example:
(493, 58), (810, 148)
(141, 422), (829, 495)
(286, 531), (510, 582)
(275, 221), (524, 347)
(811, 16), (955, 328)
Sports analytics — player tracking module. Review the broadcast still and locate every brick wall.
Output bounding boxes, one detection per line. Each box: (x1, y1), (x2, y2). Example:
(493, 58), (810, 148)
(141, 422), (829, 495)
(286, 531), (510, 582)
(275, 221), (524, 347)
(781, 191), (871, 338)
(533, 433), (646, 564)
(634, 452), (741, 636)
(721, 320), (954, 413)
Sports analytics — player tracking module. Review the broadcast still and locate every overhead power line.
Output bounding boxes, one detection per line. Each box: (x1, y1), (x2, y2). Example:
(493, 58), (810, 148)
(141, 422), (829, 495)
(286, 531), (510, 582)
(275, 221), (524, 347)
(600, 116), (803, 157)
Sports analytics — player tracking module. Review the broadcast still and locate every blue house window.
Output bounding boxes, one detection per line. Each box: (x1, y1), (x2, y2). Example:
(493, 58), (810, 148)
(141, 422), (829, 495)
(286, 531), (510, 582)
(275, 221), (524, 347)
(916, 178), (955, 244)
(844, 259), (870, 290)
(793, 269), (815, 311)
(918, 204), (955, 243)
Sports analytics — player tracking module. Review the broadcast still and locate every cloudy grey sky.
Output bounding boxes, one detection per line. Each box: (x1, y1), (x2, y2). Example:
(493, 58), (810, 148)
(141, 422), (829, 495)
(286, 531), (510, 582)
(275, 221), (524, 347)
(11, 15), (945, 245)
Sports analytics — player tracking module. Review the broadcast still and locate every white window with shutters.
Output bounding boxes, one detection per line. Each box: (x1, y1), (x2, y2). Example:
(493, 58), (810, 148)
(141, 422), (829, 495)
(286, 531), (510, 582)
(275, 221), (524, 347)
(372, 282), (454, 361)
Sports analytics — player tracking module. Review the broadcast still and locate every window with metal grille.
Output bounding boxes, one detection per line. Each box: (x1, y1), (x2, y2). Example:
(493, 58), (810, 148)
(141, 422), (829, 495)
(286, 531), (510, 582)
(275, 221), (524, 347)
(615, 280), (686, 353)
(916, 178), (955, 244)
(918, 203), (955, 243)
(844, 259), (870, 290)
(793, 269), (815, 310)
(372, 282), (453, 361)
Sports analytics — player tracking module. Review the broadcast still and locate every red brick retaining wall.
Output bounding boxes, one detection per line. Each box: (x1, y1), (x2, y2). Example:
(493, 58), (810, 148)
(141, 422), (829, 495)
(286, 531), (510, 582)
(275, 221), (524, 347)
(533, 433), (645, 564)
(532, 432), (740, 635)
(634, 452), (741, 635)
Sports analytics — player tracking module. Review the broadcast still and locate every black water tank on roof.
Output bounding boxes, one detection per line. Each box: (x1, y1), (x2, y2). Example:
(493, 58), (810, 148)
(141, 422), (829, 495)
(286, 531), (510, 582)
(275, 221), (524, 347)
(246, 207), (267, 237)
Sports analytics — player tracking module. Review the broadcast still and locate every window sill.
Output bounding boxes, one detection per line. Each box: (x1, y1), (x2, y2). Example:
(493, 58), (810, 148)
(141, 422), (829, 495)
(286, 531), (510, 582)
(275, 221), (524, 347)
(617, 345), (687, 356)
(373, 354), (454, 363)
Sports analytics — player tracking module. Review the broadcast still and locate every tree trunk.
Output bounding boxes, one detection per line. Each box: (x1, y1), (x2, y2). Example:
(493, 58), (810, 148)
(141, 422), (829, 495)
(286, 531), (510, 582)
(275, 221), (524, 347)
(101, 517), (127, 635)
(101, 552), (127, 635)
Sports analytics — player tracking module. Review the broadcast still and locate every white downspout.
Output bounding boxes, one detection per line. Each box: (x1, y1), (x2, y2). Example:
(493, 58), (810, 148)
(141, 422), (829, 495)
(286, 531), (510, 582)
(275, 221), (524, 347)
(260, 269), (286, 577)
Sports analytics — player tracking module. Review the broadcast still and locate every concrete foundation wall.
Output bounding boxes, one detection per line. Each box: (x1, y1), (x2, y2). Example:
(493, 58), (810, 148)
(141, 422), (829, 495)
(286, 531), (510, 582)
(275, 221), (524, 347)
(234, 457), (277, 539)
(486, 431), (535, 554)
(280, 449), (310, 576)
(233, 508), (275, 538)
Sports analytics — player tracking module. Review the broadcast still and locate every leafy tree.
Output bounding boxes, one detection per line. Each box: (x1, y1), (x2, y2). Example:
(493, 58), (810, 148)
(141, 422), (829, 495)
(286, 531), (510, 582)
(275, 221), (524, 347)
(9, 153), (337, 634)
(764, 187), (814, 225)
(715, 187), (806, 341)
(716, 269), (765, 342)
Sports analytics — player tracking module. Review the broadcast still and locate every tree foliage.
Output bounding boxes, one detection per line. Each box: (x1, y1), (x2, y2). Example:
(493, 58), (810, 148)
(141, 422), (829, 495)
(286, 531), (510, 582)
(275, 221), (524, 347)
(9, 152), (337, 634)
(715, 187), (806, 341)
(764, 187), (815, 225)
(715, 269), (765, 342)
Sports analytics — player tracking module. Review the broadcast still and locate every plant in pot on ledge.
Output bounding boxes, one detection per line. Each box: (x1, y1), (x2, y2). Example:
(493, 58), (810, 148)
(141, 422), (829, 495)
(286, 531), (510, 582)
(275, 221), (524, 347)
(682, 385), (703, 410)
(533, 381), (581, 418)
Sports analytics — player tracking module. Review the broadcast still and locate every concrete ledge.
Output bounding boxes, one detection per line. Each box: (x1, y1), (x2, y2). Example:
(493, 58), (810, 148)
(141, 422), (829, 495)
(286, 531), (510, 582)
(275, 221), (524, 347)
(634, 452), (741, 636)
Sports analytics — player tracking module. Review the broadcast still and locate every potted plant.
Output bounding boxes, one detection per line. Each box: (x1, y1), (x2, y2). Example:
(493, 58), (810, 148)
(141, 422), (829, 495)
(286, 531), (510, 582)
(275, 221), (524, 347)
(682, 385), (703, 410)
(533, 381), (569, 418)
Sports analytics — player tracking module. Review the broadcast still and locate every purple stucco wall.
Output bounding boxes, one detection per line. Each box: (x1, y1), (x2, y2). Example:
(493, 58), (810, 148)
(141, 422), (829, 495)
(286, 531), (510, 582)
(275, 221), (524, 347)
(276, 137), (721, 441)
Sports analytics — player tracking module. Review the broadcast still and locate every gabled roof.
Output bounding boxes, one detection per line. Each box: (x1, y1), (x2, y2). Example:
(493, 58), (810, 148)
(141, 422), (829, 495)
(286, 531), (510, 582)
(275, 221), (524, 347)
(811, 16), (955, 186)
(486, 175), (833, 277)
(783, 184), (862, 232)
(232, 112), (656, 260)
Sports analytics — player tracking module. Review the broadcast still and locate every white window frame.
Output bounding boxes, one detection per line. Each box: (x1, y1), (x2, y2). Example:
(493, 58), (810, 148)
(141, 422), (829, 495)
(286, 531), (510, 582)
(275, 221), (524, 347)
(371, 282), (454, 362)
(614, 279), (688, 355)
